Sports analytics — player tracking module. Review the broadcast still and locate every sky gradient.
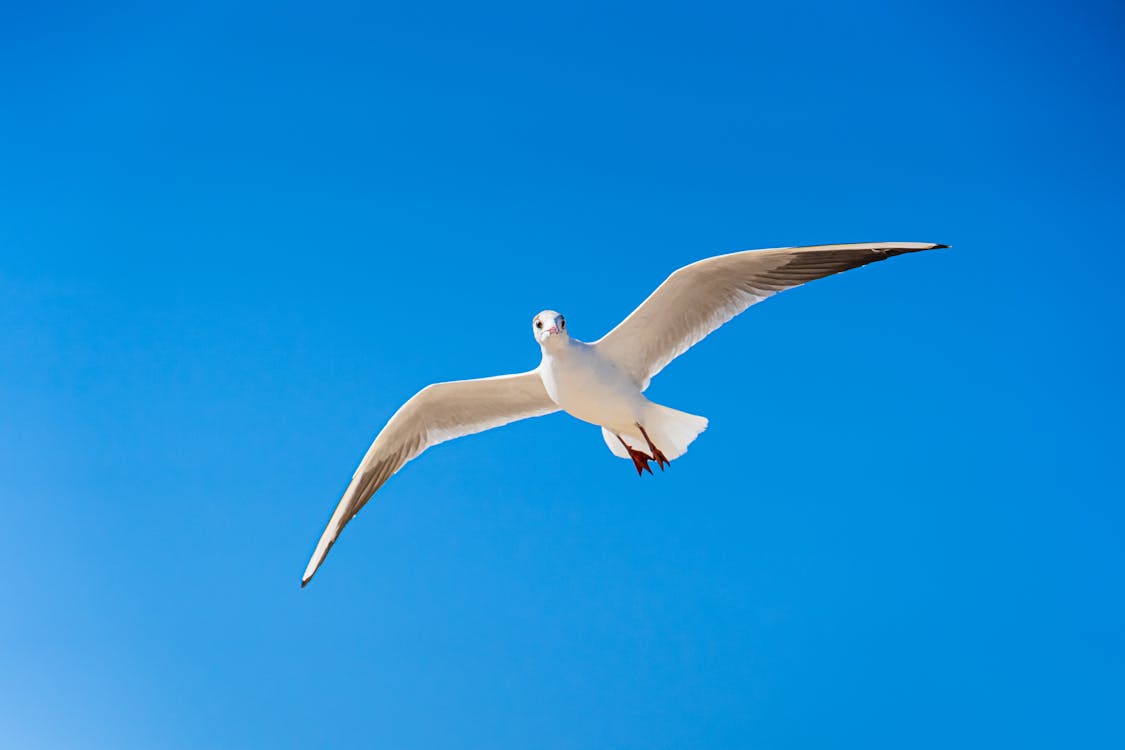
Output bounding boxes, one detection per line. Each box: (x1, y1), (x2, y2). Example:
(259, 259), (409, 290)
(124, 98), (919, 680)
(2, 1), (1124, 748)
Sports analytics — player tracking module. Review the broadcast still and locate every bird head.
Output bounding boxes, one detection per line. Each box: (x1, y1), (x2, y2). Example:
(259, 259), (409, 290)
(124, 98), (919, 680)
(532, 310), (568, 347)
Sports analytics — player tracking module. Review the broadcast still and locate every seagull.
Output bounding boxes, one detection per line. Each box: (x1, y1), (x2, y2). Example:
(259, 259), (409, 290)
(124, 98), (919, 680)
(301, 241), (946, 585)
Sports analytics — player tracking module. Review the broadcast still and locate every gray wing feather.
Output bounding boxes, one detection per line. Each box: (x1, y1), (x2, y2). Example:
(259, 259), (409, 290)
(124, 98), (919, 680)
(302, 370), (557, 586)
(594, 242), (946, 389)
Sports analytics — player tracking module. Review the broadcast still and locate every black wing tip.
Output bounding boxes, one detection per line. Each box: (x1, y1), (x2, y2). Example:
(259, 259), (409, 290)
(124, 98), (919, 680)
(895, 242), (949, 252)
(882, 242), (949, 258)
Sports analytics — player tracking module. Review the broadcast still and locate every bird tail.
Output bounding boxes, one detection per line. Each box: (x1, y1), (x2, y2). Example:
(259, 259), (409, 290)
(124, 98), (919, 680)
(602, 404), (709, 461)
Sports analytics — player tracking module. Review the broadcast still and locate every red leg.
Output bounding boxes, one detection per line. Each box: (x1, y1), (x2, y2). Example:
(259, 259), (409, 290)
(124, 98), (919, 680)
(636, 424), (669, 470)
(617, 434), (654, 476)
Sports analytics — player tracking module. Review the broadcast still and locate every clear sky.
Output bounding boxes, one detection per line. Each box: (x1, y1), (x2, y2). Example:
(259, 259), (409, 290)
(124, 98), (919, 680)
(2, 1), (1123, 748)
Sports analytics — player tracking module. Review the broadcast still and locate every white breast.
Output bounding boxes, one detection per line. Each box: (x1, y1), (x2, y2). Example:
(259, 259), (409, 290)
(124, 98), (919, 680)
(540, 340), (647, 431)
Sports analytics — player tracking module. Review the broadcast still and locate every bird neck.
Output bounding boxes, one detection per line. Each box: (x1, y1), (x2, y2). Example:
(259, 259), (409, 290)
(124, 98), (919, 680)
(539, 335), (574, 359)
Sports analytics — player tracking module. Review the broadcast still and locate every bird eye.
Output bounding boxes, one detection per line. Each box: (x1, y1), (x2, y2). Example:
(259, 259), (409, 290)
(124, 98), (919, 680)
(535, 320), (543, 329)
(560, 318), (566, 329)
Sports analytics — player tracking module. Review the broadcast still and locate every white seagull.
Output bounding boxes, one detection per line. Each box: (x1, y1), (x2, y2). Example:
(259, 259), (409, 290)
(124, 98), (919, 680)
(302, 241), (946, 585)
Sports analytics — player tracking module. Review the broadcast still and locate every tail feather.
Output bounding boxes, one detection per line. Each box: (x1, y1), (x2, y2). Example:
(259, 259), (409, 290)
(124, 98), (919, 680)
(601, 404), (708, 461)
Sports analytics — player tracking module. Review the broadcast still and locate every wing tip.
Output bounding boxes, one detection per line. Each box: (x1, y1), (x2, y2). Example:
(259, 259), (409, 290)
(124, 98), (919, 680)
(883, 242), (949, 257)
(301, 534), (338, 588)
(301, 558), (322, 588)
(895, 242), (948, 251)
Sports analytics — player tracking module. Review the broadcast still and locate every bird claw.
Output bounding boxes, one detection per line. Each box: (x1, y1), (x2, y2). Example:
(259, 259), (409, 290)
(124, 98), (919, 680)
(636, 424), (670, 471)
(617, 434), (655, 475)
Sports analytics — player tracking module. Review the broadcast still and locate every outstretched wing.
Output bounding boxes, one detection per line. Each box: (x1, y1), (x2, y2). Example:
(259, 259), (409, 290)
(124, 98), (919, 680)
(594, 242), (946, 389)
(303, 370), (558, 586)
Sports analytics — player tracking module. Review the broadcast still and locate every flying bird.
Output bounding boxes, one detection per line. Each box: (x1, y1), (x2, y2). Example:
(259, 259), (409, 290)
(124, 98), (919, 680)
(302, 241), (946, 585)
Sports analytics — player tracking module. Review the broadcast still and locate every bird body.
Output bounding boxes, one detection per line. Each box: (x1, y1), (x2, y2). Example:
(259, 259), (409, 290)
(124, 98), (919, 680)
(538, 335), (644, 432)
(537, 328), (709, 469)
(301, 241), (947, 586)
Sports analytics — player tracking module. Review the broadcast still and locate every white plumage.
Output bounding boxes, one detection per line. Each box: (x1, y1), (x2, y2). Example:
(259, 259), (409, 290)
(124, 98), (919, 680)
(302, 241), (946, 586)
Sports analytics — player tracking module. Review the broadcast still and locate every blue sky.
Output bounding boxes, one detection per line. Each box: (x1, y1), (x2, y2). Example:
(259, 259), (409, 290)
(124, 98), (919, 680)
(2, 1), (1123, 747)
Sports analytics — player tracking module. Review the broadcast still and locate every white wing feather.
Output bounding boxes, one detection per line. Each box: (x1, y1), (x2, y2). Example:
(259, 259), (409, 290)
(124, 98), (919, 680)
(594, 242), (946, 389)
(302, 370), (557, 585)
